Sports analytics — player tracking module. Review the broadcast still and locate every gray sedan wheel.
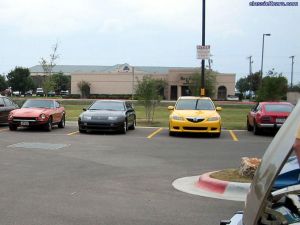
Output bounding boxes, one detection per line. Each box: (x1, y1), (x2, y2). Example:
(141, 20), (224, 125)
(122, 121), (128, 134)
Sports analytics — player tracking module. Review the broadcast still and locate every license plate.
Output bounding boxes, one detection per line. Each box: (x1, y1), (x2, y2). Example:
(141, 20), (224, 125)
(276, 118), (286, 123)
(21, 121), (29, 126)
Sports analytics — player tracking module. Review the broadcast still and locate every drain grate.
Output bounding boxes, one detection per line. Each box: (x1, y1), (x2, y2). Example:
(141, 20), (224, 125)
(8, 142), (69, 150)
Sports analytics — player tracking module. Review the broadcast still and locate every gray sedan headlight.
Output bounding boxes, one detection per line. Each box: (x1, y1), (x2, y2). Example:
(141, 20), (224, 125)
(81, 115), (92, 120)
(108, 116), (118, 120)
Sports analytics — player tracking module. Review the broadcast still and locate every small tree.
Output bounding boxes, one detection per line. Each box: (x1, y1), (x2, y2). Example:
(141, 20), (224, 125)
(247, 72), (261, 96)
(51, 72), (71, 92)
(77, 80), (91, 98)
(43, 76), (55, 97)
(0, 75), (8, 91)
(256, 70), (288, 101)
(188, 70), (217, 97)
(135, 76), (167, 123)
(7, 67), (35, 94)
(236, 77), (250, 99)
(39, 42), (59, 76)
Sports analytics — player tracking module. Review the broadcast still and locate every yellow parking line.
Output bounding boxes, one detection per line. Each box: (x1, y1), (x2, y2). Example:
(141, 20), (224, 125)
(0, 128), (8, 132)
(67, 131), (79, 136)
(147, 128), (163, 139)
(229, 130), (239, 142)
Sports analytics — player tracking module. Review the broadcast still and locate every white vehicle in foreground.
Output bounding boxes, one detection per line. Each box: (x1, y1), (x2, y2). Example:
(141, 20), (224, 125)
(221, 101), (300, 225)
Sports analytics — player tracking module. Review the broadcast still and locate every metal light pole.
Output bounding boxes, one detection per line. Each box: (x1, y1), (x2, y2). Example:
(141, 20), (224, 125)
(260, 33), (271, 79)
(200, 0), (206, 96)
(289, 56), (295, 88)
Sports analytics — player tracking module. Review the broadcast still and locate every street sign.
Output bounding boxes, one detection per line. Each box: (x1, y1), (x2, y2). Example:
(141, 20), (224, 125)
(197, 45), (210, 59)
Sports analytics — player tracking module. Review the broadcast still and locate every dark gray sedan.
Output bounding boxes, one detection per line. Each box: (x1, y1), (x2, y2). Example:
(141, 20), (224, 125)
(78, 100), (136, 134)
(0, 96), (19, 124)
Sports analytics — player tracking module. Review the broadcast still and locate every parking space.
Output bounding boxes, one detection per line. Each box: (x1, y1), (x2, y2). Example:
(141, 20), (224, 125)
(0, 122), (274, 225)
(0, 123), (275, 144)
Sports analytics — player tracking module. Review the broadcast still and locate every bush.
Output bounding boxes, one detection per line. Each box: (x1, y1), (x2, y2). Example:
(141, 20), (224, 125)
(62, 94), (81, 99)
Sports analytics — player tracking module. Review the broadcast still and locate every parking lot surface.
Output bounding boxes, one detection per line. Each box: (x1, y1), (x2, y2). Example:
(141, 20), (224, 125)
(0, 123), (273, 225)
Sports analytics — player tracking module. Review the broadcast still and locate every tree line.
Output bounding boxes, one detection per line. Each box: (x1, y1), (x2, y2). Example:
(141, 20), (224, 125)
(235, 70), (297, 101)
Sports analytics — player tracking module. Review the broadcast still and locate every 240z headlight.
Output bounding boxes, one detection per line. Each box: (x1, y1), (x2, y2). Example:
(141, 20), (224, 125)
(39, 114), (46, 119)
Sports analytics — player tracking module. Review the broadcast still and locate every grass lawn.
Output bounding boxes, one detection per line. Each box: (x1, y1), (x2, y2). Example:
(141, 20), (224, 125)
(63, 102), (253, 130)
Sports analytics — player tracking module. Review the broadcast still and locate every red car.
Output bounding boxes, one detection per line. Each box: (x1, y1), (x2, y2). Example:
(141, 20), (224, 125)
(8, 99), (66, 131)
(247, 102), (294, 135)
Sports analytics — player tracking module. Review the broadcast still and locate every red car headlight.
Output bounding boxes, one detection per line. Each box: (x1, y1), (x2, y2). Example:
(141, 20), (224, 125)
(39, 114), (47, 120)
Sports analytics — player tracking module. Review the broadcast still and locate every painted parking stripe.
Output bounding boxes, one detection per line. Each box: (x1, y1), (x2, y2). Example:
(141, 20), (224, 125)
(147, 128), (164, 139)
(229, 130), (239, 142)
(67, 131), (79, 136)
(0, 128), (8, 132)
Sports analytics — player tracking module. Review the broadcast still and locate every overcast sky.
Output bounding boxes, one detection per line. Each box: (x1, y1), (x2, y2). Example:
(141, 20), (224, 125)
(0, 0), (299, 83)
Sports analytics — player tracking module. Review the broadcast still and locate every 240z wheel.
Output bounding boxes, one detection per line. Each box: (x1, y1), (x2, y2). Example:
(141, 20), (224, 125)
(45, 117), (52, 132)
(58, 115), (65, 128)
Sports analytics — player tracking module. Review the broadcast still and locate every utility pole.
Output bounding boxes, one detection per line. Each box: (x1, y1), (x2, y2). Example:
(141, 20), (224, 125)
(289, 56), (295, 88)
(247, 56), (253, 76)
(132, 66), (135, 100)
(200, 0), (206, 96)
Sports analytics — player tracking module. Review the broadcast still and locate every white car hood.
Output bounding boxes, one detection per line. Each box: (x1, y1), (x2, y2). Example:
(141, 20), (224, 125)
(244, 100), (300, 225)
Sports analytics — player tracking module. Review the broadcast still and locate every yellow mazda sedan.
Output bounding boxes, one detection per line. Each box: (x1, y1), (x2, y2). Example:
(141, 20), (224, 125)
(168, 96), (222, 137)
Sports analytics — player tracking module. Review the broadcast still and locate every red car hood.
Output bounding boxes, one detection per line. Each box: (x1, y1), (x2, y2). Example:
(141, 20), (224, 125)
(11, 108), (52, 117)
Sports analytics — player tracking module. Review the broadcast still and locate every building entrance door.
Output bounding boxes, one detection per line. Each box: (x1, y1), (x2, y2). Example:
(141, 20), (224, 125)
(217, 86), (227, 100)
(170, 86), (178, 100)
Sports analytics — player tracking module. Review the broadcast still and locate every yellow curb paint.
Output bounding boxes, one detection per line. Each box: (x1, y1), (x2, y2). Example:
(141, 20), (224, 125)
(0, 128), (8, 132)
(67, 131), (79, 136)
(229, 130), (238, 142)
(147, 128), (163, 139)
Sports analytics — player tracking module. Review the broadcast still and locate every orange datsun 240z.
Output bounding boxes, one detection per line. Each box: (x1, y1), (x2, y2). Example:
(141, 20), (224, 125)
(8, 99), (65, 131)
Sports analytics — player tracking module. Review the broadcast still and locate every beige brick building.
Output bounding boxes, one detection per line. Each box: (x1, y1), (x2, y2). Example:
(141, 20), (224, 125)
(30, 63), (236, 100)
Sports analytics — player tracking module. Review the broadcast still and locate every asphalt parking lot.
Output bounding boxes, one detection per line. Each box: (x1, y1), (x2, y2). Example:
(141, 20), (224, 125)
(0, 123), (273, 225)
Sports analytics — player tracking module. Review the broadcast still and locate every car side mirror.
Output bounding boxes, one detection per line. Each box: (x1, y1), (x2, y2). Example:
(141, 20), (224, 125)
(216, 107), (222, 111)
(83, 108), (86, 111)
(168, 106), (174, 110)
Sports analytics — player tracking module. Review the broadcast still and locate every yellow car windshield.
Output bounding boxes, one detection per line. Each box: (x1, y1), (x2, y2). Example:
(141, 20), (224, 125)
(175, 99), (215, 110)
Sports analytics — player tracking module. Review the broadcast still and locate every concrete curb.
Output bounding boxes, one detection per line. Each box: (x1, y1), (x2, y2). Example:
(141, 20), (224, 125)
(172, 172), (251, 202)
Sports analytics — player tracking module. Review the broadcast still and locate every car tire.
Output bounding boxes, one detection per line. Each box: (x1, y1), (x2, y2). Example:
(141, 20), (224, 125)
(169, 131), (175, 136)
(79, 128), (86, 133)
(213, 132), (221, 138)
(247, 118), (253, 131)
(9, 124), (17, 131)
(45, 117), (52, 132)
(253, 121), (261, 135)
(129, 118), (136, 130)
(121, 121), (128, 134)
(169, 124), (175, 136)
(58, 115), (65, 128)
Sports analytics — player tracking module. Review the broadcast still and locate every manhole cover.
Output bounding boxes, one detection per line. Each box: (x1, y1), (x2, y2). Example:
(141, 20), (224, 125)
(8, 142), (69, 150)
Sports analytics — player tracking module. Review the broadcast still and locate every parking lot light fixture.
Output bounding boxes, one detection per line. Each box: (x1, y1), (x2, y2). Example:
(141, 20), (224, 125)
(260, 33), (271, 80)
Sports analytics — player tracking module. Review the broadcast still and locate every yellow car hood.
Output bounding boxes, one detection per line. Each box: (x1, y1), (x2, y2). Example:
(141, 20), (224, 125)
(172, 110), (220, 118)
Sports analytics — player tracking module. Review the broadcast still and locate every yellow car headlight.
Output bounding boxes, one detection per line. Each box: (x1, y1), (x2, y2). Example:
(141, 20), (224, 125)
(171, 115), (184, 121)
(207, 117), (220, 121)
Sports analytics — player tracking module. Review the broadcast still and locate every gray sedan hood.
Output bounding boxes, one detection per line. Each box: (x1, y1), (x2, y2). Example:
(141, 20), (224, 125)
(244, 100), (300, 225)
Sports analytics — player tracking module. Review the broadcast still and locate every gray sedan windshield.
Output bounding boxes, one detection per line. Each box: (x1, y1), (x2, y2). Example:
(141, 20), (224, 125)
(89, 101), (125, 111)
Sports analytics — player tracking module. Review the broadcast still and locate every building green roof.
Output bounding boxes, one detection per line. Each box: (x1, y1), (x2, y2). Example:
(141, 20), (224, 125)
(29, 64), (197, 74)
